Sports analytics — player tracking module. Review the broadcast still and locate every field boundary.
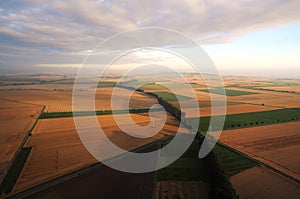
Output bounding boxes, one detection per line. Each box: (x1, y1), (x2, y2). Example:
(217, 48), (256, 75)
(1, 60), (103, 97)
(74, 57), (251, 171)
(186, 108), (300, 132)
(39, 107), (164, 119)
(0, 105), (45, 196)
(229, 85), (300, 95)
(0, 148), (32, 194)
(216, 141), (300, 184)
(4, 136), (170, 199)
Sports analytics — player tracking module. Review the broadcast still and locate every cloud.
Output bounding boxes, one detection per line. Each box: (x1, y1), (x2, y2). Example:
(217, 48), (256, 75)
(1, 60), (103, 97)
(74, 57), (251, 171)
(0, 0), (300, 69)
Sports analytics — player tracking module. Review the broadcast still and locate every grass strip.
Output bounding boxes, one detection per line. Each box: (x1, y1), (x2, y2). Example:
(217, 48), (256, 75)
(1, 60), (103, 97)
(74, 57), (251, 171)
(0, 147), (32, 194)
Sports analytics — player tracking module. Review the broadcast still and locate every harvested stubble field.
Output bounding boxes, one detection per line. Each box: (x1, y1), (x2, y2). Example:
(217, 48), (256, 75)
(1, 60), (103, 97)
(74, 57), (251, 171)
(0, 99), (42, 185)
(183, 103), (282, 118)
(231, 166), (300, 199)
(0, 87), (156, 112)
(21, 145), (158, 199)
(221, 76), (298, 88)
(210, 121), (300, 181)
(225, 87), (300, 108)
(14, 113), (185, 192)
(199, 87), (258, 96)
(260, 86), (300, 93)
(193, 84), (300, 108)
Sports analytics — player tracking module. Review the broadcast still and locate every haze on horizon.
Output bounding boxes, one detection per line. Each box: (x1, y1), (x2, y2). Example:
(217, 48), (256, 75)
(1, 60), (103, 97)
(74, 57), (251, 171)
(0, 0), (299, 78)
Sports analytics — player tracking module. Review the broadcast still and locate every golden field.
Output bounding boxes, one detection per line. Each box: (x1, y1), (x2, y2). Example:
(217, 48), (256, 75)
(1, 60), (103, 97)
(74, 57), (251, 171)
(210, 121), (300, 181)
(13, 113), (185, 192)
(0, 99), (42, 184)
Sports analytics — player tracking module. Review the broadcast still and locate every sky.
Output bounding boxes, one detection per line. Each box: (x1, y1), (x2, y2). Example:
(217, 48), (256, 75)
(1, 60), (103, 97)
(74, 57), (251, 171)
(0, 0), (300, 78)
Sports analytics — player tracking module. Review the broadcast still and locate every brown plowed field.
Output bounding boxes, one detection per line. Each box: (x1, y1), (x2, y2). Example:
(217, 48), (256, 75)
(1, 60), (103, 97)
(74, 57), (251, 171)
(21, 150), (157, 199)
(183, 103), (282, 118)
(155, 181), (209, 199)
(231, 166), (300, 199)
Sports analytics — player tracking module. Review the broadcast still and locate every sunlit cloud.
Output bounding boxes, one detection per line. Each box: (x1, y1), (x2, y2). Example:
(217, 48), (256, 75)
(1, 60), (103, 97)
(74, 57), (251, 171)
(0, 0), (300, 76)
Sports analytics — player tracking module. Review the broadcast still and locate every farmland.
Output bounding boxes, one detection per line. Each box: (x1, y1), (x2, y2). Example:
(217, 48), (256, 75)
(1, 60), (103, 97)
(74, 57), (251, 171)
(231, 166), (300, 199)
(225, 87), (300, 108)
(210, 121), (300, 181)
(156, 138), (209, 182)
(186, 108), (300, 132)
(0, 147), (31, 194)
(0, 99), (42, 187)
(0, 87), (156, 112)
(184, 103), (282, 118)
(212, 144), (258, 177)
(154, 138), (203, 198)
(199, 87), (258, 96)
(20, 142), (160, 199)
(13, 112), (184, 192)
(0, 74), (299, 198)
(38, 107), (164, 119)
(155, 181), (209, 199)
(140, 83), (167, 91)
(259, 86), (300, 93)
(152, 92), (192, 102)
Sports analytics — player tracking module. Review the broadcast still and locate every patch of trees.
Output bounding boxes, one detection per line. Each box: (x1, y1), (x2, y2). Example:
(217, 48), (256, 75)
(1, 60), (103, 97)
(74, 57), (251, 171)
(200, 137), (239, 199)
(157, 97), (182, 120)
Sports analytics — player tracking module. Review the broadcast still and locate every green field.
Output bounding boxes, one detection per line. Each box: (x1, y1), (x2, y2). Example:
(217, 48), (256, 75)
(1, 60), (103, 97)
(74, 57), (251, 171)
(119, 80), (149, 88)
(213, 144), (258, 176)
(199, 88), (258, 96)
(155, 137), (255, 180)
(186, 108), (300, 132)
(173, 101), (242, 109)
(0, 76), (41, 82)
(0, 147), (32, 194)
(153, 92), (192, 102)
(97, 81), (116, 88)
(140, 83), (167, 90)
(156, 139), (209, 181)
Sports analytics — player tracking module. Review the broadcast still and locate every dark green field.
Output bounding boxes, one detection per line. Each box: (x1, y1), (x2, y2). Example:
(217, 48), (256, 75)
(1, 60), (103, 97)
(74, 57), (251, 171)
(0, 147), (32, 194)
(155, 138), (257, 183)
(213, 144), (258, 177)
(0, 76), (41, 82)
(156, 139), (209, 182)
(97, 81), (116, 87)
(186, 108), (300, 132)
(199, 88), (258, 96)
(173, 101), (242, 109)
(153, 92), (192, 102)
(140, 83), (167, 90)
